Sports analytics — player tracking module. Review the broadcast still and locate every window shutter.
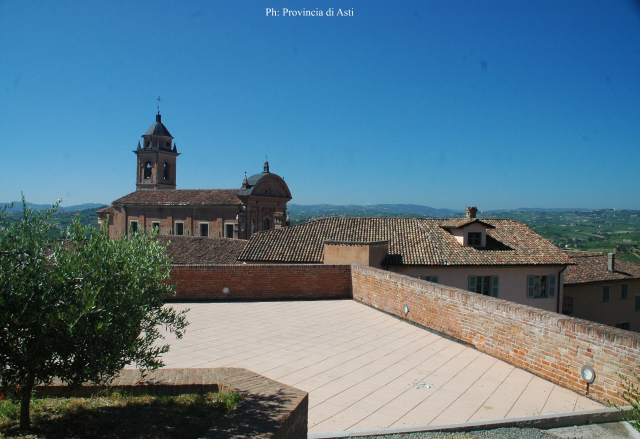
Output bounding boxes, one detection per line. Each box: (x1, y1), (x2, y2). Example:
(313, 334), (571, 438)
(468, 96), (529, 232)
(634, 295), (640, 311)
(549, 275), (556, 298)
(527, 275), (535, 298)
(491, 276), (499, 297)
(468, 276), (477, 293)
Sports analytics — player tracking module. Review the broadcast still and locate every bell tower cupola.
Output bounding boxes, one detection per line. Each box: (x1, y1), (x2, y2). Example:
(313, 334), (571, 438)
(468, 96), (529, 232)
(135, 102), (180, 191)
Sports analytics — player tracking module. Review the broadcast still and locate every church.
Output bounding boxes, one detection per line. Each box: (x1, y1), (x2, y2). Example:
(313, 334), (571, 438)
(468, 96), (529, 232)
(97, 112), (292, 240)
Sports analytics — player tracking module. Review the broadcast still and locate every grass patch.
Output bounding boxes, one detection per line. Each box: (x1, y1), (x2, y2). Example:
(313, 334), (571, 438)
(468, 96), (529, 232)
(0, 390), (242, 439)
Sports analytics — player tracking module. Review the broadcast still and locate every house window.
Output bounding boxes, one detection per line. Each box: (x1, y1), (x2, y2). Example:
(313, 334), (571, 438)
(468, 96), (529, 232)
(163, 162), (170, 180)
(616, 322), (630, 330)
(175, 222), (184, 236)
(144, 162), (152, 179)
(468, 232), (481, 246)
(468, 275), (499, 297)
(199, 223), (209, 237)
(527, 275), (556, 298)
(263, 218), (271, 231)
(225, 223), (234, 238)
(602, 285), (610, 302)
(129, 220), (138, 235)
(151, 222), (160, 233)
(562, 296), (573, 315)
(635, 295), (640, 311)
(621, 284), (629, 300)
(418, 276), (438, 283)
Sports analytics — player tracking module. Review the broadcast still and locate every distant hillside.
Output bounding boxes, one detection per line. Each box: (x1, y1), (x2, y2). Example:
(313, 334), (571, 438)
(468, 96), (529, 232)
(2, 202), (107, 213)
(489, 207), (597, 213)
(288, 204), (462, 224)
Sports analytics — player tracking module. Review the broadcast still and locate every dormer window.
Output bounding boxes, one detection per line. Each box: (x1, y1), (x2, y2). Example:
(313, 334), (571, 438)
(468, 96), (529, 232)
(468, 232), (481, 246)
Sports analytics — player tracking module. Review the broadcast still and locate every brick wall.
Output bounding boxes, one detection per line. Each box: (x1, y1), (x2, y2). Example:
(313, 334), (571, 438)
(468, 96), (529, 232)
(170, 264), (352, 301)
(351, 264), (640, 406)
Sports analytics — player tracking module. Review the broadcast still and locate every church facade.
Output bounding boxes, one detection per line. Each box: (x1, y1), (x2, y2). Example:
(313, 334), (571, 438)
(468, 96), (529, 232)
(97, 113), (292, 240)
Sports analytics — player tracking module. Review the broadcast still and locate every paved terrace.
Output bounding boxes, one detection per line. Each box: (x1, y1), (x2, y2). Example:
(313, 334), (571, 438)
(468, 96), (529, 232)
(143, 300), (602, 434)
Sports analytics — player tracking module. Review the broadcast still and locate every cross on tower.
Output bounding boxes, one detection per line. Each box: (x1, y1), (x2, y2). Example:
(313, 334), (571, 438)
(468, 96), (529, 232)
(156, 96), (162, 114)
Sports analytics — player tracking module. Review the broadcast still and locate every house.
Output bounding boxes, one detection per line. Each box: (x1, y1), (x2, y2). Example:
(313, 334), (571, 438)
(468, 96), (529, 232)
(97, 112), (292, 240)
(563, 251), (640, 331)
(236, 207), (572, 312)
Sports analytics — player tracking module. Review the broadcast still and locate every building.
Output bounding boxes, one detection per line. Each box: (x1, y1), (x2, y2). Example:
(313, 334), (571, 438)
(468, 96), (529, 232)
(236, 207), (572, 312)
(563, 251), (640, 331)
(97, 113), (292, 239)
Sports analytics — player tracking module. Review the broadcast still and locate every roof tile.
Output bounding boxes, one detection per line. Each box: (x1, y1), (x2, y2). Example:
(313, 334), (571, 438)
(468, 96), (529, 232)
(564, 251), (640, 285)
(113, 190), (241, 206)
(157, 236), (247, 265)
(237, 217), (571, 266)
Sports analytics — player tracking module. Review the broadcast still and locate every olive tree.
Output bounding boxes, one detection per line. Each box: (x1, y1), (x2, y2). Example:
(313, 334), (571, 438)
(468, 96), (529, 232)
(0, 198), (188, 430)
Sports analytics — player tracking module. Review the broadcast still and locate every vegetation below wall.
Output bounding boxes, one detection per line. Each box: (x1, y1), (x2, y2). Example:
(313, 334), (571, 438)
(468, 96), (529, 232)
(0, 391), (242, 439)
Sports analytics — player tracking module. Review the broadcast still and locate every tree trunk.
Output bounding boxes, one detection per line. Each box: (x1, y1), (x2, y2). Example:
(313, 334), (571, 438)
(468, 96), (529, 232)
(19, 372), (35, 431)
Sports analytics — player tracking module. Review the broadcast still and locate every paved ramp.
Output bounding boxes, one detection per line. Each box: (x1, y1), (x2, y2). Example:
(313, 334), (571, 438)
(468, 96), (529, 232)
(144, 300), (602, 434)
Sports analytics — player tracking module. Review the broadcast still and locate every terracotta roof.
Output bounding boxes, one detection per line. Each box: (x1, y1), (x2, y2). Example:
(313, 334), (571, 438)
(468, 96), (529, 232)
(440, 218), (495, 229)
(564, 251), (640, 285)
(113, 190), (241, 206)
(157, 236), (247, 265)
(237, 217), (571, 266)
(96, 206), (115, 215)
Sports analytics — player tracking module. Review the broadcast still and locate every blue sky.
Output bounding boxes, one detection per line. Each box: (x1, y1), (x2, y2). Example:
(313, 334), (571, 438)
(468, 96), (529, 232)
(1, 0), (639, 210)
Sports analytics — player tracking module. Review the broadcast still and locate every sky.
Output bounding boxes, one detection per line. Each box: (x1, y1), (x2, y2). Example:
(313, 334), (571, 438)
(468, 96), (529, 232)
(1, 0), (639, 210)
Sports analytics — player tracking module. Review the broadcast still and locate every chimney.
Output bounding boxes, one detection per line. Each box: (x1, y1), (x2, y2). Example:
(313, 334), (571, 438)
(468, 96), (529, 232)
(607, 253), (615, 272)
(466, 206), (478, 219)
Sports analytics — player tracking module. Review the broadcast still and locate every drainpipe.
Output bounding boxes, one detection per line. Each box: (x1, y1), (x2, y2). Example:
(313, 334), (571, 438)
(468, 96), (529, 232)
(557, 265), (567, 313)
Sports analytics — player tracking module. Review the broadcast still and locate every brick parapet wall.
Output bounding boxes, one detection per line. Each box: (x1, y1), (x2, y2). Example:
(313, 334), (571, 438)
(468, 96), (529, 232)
(35, 368), (307, 439)
(351, 264), (640, 406)
(170, 264), (352, 301)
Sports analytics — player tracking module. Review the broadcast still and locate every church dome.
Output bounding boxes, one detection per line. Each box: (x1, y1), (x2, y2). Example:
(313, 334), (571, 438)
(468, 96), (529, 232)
(144, 114), (173, 137)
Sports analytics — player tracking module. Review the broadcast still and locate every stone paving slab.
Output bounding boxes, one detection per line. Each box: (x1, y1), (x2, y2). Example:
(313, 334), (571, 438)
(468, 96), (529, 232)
(131, 300), (603, 434)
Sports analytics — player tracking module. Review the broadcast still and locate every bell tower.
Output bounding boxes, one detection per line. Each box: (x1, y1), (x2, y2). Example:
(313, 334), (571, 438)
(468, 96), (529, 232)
(135, 111), (180, 191)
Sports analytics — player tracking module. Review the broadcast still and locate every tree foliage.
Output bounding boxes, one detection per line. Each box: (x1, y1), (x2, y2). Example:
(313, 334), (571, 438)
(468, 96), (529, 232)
(0, 197), (188, 429)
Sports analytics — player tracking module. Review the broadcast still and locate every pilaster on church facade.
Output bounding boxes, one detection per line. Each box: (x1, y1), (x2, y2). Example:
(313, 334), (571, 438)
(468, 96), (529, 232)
(97, 112), (292, 241)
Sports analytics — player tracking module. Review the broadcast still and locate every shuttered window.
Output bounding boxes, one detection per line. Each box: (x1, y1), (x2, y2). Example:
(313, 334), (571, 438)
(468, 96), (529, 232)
(621, 284), (629, 300)
(527, 275), (535, 298)
(528, 275), (557, 298)
(549, 275), (556, 298)
(469, 275), (498, 297)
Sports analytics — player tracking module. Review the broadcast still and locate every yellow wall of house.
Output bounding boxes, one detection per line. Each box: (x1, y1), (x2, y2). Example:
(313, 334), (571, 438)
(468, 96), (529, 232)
(563, 280), (640, 331)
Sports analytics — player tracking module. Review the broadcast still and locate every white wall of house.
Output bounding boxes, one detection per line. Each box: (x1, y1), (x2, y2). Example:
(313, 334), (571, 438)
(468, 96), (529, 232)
(390, 265), (566, 313)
